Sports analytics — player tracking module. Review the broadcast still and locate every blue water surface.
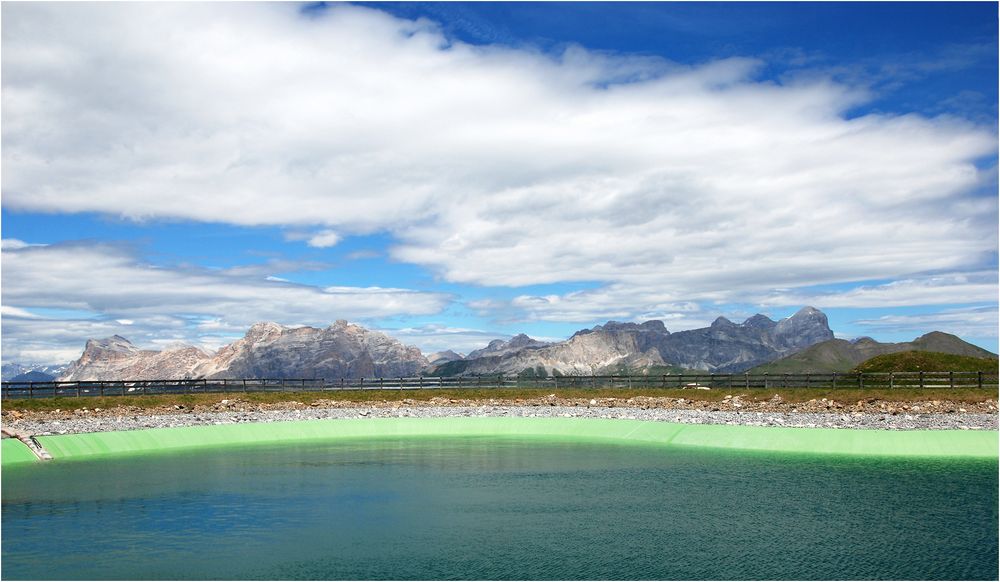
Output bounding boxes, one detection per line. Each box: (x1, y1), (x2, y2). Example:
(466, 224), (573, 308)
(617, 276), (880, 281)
(2, 437), (997, 580)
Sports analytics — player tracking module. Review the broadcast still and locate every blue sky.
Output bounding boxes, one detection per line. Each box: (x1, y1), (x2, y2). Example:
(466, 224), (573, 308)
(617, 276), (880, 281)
(2, 2), (997, 364)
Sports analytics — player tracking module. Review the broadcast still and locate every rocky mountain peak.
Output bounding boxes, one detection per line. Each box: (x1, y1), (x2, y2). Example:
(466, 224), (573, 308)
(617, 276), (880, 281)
(743, 314), (776, 329)
(711, 316), (735, 328)
(772, 306), (834, 350)
(427, 350), (464, 365)
(84, 335), (139, 354)
(466, 334), (549, 360)
(245, 321), (286, 342)
(507, 334), (536, 348)
(639, 320), (668, 334)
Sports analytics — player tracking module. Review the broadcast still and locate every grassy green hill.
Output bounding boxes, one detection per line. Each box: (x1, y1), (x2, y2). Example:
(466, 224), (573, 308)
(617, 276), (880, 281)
(749, 339), (861, 374)
(853, 351), (999, 374)
(750, 332), (997, 374)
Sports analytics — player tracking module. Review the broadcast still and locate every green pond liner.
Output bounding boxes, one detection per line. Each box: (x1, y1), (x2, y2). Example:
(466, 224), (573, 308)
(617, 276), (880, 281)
(1, 438), (38, 466)
(3, 417), (994, 467)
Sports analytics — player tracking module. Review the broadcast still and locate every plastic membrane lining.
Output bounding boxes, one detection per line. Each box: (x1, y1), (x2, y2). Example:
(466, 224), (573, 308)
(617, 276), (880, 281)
(1, 438), (38, 465)
(2, 417), (995, 467)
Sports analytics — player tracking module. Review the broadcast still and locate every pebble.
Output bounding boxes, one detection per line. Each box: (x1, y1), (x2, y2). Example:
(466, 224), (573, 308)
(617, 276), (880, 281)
(4, 405), (996, 436)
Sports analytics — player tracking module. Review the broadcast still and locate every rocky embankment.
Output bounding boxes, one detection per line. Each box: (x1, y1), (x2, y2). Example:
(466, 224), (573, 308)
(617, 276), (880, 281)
(2, 394), (996, 435)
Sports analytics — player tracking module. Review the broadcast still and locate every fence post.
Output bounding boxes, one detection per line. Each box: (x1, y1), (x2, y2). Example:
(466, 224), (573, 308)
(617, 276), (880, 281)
(419, 376), (423, 389)
(919, 371), (924, 389)
(28, 382), (33, 399)
(763, 373), (768, 389)
(979, 371), (984, 390)
(949, 371), (954, 389)
(380, 377), (384, 390)
(889, 372), (894, 390)
(858, 374), (863, 389)
(832, 373), (837, 389)
(745, 373), (750, 389)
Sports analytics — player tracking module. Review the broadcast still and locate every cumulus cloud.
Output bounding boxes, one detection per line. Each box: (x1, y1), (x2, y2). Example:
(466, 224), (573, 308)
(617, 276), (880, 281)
(307, 230), (341, 248)
(2, 3), (996, 325)
(1, 242), (451, 360)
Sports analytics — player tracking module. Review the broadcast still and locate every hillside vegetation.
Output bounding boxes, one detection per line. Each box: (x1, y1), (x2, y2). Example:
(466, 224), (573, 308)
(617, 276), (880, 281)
(750, 332), (997, 374)
(853, 351), (999, 374)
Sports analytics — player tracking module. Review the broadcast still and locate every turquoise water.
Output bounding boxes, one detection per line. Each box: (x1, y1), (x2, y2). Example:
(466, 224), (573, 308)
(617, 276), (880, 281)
(2, 437), (997, 580)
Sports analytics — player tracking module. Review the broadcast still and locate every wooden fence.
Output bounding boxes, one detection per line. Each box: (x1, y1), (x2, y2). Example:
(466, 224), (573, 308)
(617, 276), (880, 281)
(1, 371), (997, 400)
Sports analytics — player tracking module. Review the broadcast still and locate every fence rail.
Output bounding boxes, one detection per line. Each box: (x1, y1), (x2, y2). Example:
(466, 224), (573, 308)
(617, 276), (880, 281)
(1, 371), (997, 400)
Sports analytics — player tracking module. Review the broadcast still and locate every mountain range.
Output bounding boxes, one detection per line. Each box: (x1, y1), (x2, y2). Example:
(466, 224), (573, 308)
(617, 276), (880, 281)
(432, 307), (834, 376)
(6, 307), (993, 382)
(1, 362), (70, 382)
(57, 320), (427, 381)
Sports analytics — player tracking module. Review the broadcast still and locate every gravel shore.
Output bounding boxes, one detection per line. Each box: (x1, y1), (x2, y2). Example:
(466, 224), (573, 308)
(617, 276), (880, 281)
(3, 394), (996, 435)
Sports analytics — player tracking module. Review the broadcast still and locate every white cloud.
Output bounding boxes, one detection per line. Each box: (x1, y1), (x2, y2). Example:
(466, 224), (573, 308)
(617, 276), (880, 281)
(377, 324), (509, 355)
(1, 242), (451, 361)
(1, 3), (996, 328)
(853, 306), (999, 340)
(756, 272), (999, 308)
(307, 230), (341, 248)
(1, 305), (43, 319)
(1, 239), (45, 250)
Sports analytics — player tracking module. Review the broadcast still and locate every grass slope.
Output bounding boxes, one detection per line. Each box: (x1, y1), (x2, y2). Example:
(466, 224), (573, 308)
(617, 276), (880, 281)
(854, 351), (1000, 374)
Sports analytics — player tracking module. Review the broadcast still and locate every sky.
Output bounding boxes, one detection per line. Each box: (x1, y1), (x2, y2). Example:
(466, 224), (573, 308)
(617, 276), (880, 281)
(2, 1), (997, 365)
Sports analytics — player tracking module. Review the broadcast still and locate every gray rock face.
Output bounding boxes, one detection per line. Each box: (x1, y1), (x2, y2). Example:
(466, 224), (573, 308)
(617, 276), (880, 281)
(60, 336), (212, 381)
(772, 307), (834, 350)
(197, 321), (428, 380)
(440, 307), (834, 375)
(58, 321), (428, 381)
(657, 307), (834, 372)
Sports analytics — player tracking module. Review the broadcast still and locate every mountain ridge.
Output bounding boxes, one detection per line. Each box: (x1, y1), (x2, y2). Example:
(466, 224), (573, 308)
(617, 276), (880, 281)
(434, 307), (835, 376)
(31, 308), (995, 381)
(749, 331), (997, 374)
